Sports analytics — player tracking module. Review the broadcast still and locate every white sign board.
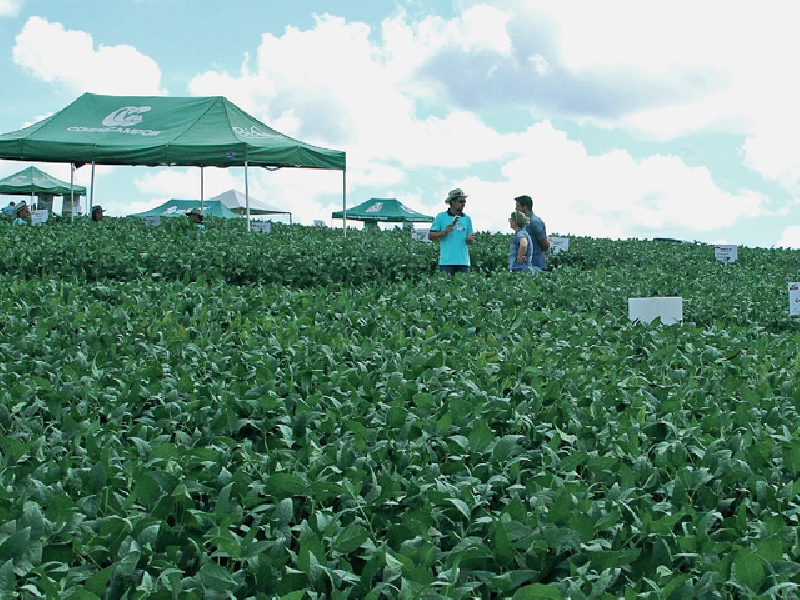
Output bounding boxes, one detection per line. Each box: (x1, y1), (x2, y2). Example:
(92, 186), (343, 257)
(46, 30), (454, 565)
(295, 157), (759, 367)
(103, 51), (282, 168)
(251, 221), (271, 233)
(143, 216), (161, 227)
(31, 210), (49, 225)
(412, 228), (431, 243)
(628, 297), (683, 325)
(313, 220), (326, 227)
(550, 237), (570, 254)
(790, 282), (800, 317)
(715, 245), (738, 263)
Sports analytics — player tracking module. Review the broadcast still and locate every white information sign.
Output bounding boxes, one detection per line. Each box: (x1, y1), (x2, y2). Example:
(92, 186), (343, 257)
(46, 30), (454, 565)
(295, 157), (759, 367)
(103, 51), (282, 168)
(251, 221), (271, 233)
(412, 228), (431, 243)
(790, 282), (800, 317)
(715, 245), (738, 263)
(313, 220), (326, 227)
(143, 216), (161, 227)
(550, 237), (570, 254)
(31, 210), (49, 225)
(628, 297), (683, 325)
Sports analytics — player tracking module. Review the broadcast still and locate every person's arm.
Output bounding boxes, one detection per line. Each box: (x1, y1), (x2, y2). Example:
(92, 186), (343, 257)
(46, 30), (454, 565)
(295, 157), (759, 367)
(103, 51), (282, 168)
(539, 236), (550, 252)
(429, 215), (457, 241)
(517, 236), (528, 262)
(465, 217), (475, 244)
(428, 228), (448, 241)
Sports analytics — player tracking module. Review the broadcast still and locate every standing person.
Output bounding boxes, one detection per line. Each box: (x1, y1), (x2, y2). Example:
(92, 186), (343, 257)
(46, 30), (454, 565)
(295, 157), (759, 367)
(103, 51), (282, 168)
(186, 208), (206, 230)
(508, 211), (534, 273)
(13, 200), (30, 225)
(514, 194), (549, 272)
(429, 188), (476, 274)
(91, 205), (105, 222)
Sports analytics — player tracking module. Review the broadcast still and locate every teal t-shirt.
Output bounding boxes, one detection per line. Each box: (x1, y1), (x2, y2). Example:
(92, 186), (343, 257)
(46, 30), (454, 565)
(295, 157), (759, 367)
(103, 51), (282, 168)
(431, 210), (473, 266)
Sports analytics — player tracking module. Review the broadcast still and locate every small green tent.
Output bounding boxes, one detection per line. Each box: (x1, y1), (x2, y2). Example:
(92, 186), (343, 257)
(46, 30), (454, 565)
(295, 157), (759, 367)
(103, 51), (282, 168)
(0, 166), (86, 196)
(131, 199), (241, 219)
(332, 198), (433, 229)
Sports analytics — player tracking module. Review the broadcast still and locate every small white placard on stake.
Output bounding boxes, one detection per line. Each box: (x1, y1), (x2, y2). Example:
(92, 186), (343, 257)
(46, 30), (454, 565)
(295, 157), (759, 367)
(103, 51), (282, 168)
(550, 237), (569, 254)
(251, 221), (271, 234)
(628, 297), (683, 325)
(313, 220), (326, 227)
(31, 210), (48, 225)
(715, 245), (738, 263)
(789, 282), (800, 317)
(143, 216), (161, 227)
(412, 228), (431, 243)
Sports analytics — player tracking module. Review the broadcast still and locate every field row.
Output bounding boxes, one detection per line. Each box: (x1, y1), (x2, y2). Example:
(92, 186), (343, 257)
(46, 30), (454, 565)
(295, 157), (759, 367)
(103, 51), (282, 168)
(3, 217), (800, 289)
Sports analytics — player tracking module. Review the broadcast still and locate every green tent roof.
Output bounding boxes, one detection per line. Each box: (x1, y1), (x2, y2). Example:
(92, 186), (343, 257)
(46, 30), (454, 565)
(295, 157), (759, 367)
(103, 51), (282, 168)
(131, 199), (241, 219)
(331, 197), (433, 222)
(0, 166), (86, 196)
(0, 93), (346, 170)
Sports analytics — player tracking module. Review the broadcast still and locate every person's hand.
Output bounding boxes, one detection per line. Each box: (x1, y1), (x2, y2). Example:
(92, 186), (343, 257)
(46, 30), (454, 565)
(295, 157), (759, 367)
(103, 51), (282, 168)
(467, 234), (476, 243)
(445, 223), (455, 233)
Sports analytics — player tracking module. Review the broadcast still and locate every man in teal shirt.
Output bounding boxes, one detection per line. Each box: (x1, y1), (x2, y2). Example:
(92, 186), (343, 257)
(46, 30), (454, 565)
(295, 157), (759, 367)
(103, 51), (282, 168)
(429, 188), (476, 274)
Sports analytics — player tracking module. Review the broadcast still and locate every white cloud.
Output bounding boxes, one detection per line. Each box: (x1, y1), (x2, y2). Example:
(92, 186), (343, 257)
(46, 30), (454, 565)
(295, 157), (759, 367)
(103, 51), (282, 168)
(182, 6), (775, 239)
(776, 225), (800, 249)
(0, 0), (22, 17)
(455, 121), (765, 238)
(507, 1), (800, 192)
(12, 16), (165, 95)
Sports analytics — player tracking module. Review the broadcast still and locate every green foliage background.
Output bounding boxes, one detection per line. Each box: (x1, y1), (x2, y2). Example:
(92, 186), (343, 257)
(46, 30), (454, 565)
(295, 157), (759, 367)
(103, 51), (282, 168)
(2, 217), (800, 598)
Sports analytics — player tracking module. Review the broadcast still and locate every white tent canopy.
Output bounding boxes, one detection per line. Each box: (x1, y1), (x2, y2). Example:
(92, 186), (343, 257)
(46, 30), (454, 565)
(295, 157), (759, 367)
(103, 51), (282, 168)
(209, 189), (292, 222)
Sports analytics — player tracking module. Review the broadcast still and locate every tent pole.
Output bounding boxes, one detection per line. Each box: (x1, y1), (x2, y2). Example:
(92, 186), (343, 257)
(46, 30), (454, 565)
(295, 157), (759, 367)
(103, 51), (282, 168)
(70, 163), (75, 222)
(89, 162), (95, 212)
(200, 167), (204, 212)
(342, 170), (346, 237)
(245, 161), (251, 232)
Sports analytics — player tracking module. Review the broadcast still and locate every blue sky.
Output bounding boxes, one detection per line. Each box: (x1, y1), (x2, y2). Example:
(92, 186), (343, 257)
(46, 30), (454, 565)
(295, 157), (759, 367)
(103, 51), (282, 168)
(1, 0), (799, 248)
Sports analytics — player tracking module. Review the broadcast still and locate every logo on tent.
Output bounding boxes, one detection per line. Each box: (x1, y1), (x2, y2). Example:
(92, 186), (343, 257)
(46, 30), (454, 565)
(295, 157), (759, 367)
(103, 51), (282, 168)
(366, 203), (383, 213)
(232, 126), (279, 139)
(102, 106), (151, 127)
(67, 106), (160, 136)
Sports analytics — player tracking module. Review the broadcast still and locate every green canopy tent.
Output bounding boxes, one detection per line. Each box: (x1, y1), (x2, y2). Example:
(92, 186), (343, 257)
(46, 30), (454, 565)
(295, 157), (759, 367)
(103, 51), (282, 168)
(131, 199), (242, 219)
(0, 93), (346, 230)
(0, 165), (86, 214)
(332, 197), (433, 230)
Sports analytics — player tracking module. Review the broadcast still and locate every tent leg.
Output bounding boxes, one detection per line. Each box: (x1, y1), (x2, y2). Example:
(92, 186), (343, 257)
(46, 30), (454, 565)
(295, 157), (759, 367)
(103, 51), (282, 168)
(70, 164), (75, 222)
(342, 170), (346, 237)
(200, 166), (204, 212)
(90, 162), (95, 212)
(245, 161), (251, 232)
